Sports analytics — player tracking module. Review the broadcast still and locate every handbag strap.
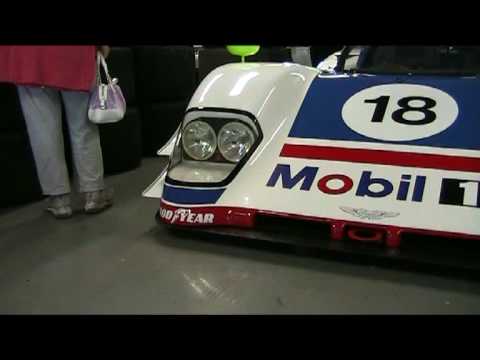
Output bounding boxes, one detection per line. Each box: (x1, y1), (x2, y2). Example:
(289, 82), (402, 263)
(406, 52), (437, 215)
(96, 51), (113, 86)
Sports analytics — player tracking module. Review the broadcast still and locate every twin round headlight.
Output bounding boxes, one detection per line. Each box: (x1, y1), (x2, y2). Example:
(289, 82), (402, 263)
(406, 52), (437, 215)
(181, 121), (217, 161)
(182, 120), (256, 163)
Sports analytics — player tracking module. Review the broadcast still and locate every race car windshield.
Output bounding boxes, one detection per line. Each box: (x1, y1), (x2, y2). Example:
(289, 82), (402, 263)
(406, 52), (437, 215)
(349, 46), (480, 76)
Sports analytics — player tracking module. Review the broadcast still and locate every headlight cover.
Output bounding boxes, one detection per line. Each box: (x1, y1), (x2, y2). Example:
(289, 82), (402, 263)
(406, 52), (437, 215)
(167, 109), (263, 187)
(217, 122), (256, 163)
(181, 120), (217, 161)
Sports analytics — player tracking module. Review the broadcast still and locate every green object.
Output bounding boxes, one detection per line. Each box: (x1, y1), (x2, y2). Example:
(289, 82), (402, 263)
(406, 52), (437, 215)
(226, 45), (260, 62)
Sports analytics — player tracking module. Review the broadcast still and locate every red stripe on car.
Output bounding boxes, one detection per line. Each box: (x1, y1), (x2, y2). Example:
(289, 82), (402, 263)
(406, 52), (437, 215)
(280, 144), (480, 173)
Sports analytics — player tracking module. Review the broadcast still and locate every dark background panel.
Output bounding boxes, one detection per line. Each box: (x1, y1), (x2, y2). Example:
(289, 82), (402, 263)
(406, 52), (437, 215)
(99, 107), (142, 175)
(105, 47), (137, 106)
(0, 133), (43, 206)
(133, 46), (197, 103)
(139, 100), (188, 156)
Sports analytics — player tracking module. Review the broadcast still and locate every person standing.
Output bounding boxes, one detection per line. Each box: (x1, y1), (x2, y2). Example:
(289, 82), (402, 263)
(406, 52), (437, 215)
(0, 45), (113, 218)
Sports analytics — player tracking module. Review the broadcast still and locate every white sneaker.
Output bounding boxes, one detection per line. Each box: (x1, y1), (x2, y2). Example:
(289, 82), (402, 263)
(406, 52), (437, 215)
(45, 194), (73, 219)
(84, 188), (114, 214)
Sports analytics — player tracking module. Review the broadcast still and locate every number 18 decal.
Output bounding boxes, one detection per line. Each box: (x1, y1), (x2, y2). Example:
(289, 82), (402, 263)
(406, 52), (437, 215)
(342, 84), (459, 141)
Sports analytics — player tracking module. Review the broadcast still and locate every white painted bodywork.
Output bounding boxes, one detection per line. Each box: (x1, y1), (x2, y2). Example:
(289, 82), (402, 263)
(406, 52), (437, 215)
(144, 62), (480, 238)
(144, 62), (318, 196)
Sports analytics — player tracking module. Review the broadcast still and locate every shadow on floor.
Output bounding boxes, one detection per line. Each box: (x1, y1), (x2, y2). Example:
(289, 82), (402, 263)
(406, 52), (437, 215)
(151, 225), (480, 295)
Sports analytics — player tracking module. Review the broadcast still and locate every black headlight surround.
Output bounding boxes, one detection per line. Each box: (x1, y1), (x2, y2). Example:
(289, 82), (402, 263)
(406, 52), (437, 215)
(165, 107), (263, 188)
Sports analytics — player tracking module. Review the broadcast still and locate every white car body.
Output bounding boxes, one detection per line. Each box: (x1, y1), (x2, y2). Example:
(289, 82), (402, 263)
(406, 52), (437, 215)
(145, 58), (480, 248)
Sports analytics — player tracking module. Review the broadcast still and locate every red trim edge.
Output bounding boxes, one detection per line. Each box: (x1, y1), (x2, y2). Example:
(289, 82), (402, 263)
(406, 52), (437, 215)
(159, 200), (480, 249)
(280, 144), (480, 173)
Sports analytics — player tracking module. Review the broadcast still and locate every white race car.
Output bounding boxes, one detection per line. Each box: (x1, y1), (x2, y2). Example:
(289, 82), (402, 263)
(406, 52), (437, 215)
(144, 46), (480, 263)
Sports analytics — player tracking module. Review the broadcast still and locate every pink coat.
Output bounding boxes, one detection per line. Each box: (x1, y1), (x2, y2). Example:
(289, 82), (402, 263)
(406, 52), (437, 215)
(0, 45), (97, 92)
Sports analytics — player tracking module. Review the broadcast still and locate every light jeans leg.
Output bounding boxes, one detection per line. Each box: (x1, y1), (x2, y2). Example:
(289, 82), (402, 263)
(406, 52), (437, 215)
(61, 90), (105, 193)
(17, 86), (71, 196)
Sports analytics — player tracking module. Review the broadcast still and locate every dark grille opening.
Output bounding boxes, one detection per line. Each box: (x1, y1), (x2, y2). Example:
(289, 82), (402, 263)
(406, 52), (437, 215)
(254, 214), (332, 246)
(254, 214), (480, 258)
(400, 232), (480, 257)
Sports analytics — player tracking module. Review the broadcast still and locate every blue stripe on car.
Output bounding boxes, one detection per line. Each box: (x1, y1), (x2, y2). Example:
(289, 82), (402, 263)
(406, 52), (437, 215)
(289, 74), (480, 150)
(162, 184), (225, 205)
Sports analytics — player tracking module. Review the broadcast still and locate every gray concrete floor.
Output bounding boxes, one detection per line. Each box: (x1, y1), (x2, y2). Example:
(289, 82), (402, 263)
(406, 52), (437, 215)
(1, 158), (480, 314)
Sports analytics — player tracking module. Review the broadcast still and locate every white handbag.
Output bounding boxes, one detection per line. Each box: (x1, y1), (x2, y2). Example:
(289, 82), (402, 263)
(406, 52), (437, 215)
(88, 52), (126, 124)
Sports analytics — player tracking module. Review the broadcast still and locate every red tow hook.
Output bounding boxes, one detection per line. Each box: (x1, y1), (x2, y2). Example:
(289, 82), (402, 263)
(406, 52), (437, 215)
(347, 227), (384, 243)
(331, 221), (402, 249)
(346, 226), (402, 248)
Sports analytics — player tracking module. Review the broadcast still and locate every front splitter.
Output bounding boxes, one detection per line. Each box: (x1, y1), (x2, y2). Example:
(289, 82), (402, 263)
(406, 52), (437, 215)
(155, 210), (480, 278)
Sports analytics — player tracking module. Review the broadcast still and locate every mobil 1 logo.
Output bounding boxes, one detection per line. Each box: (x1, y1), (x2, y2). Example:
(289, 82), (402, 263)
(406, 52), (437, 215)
(342, 84), (459, 141)
(440, 179), (480, 208)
